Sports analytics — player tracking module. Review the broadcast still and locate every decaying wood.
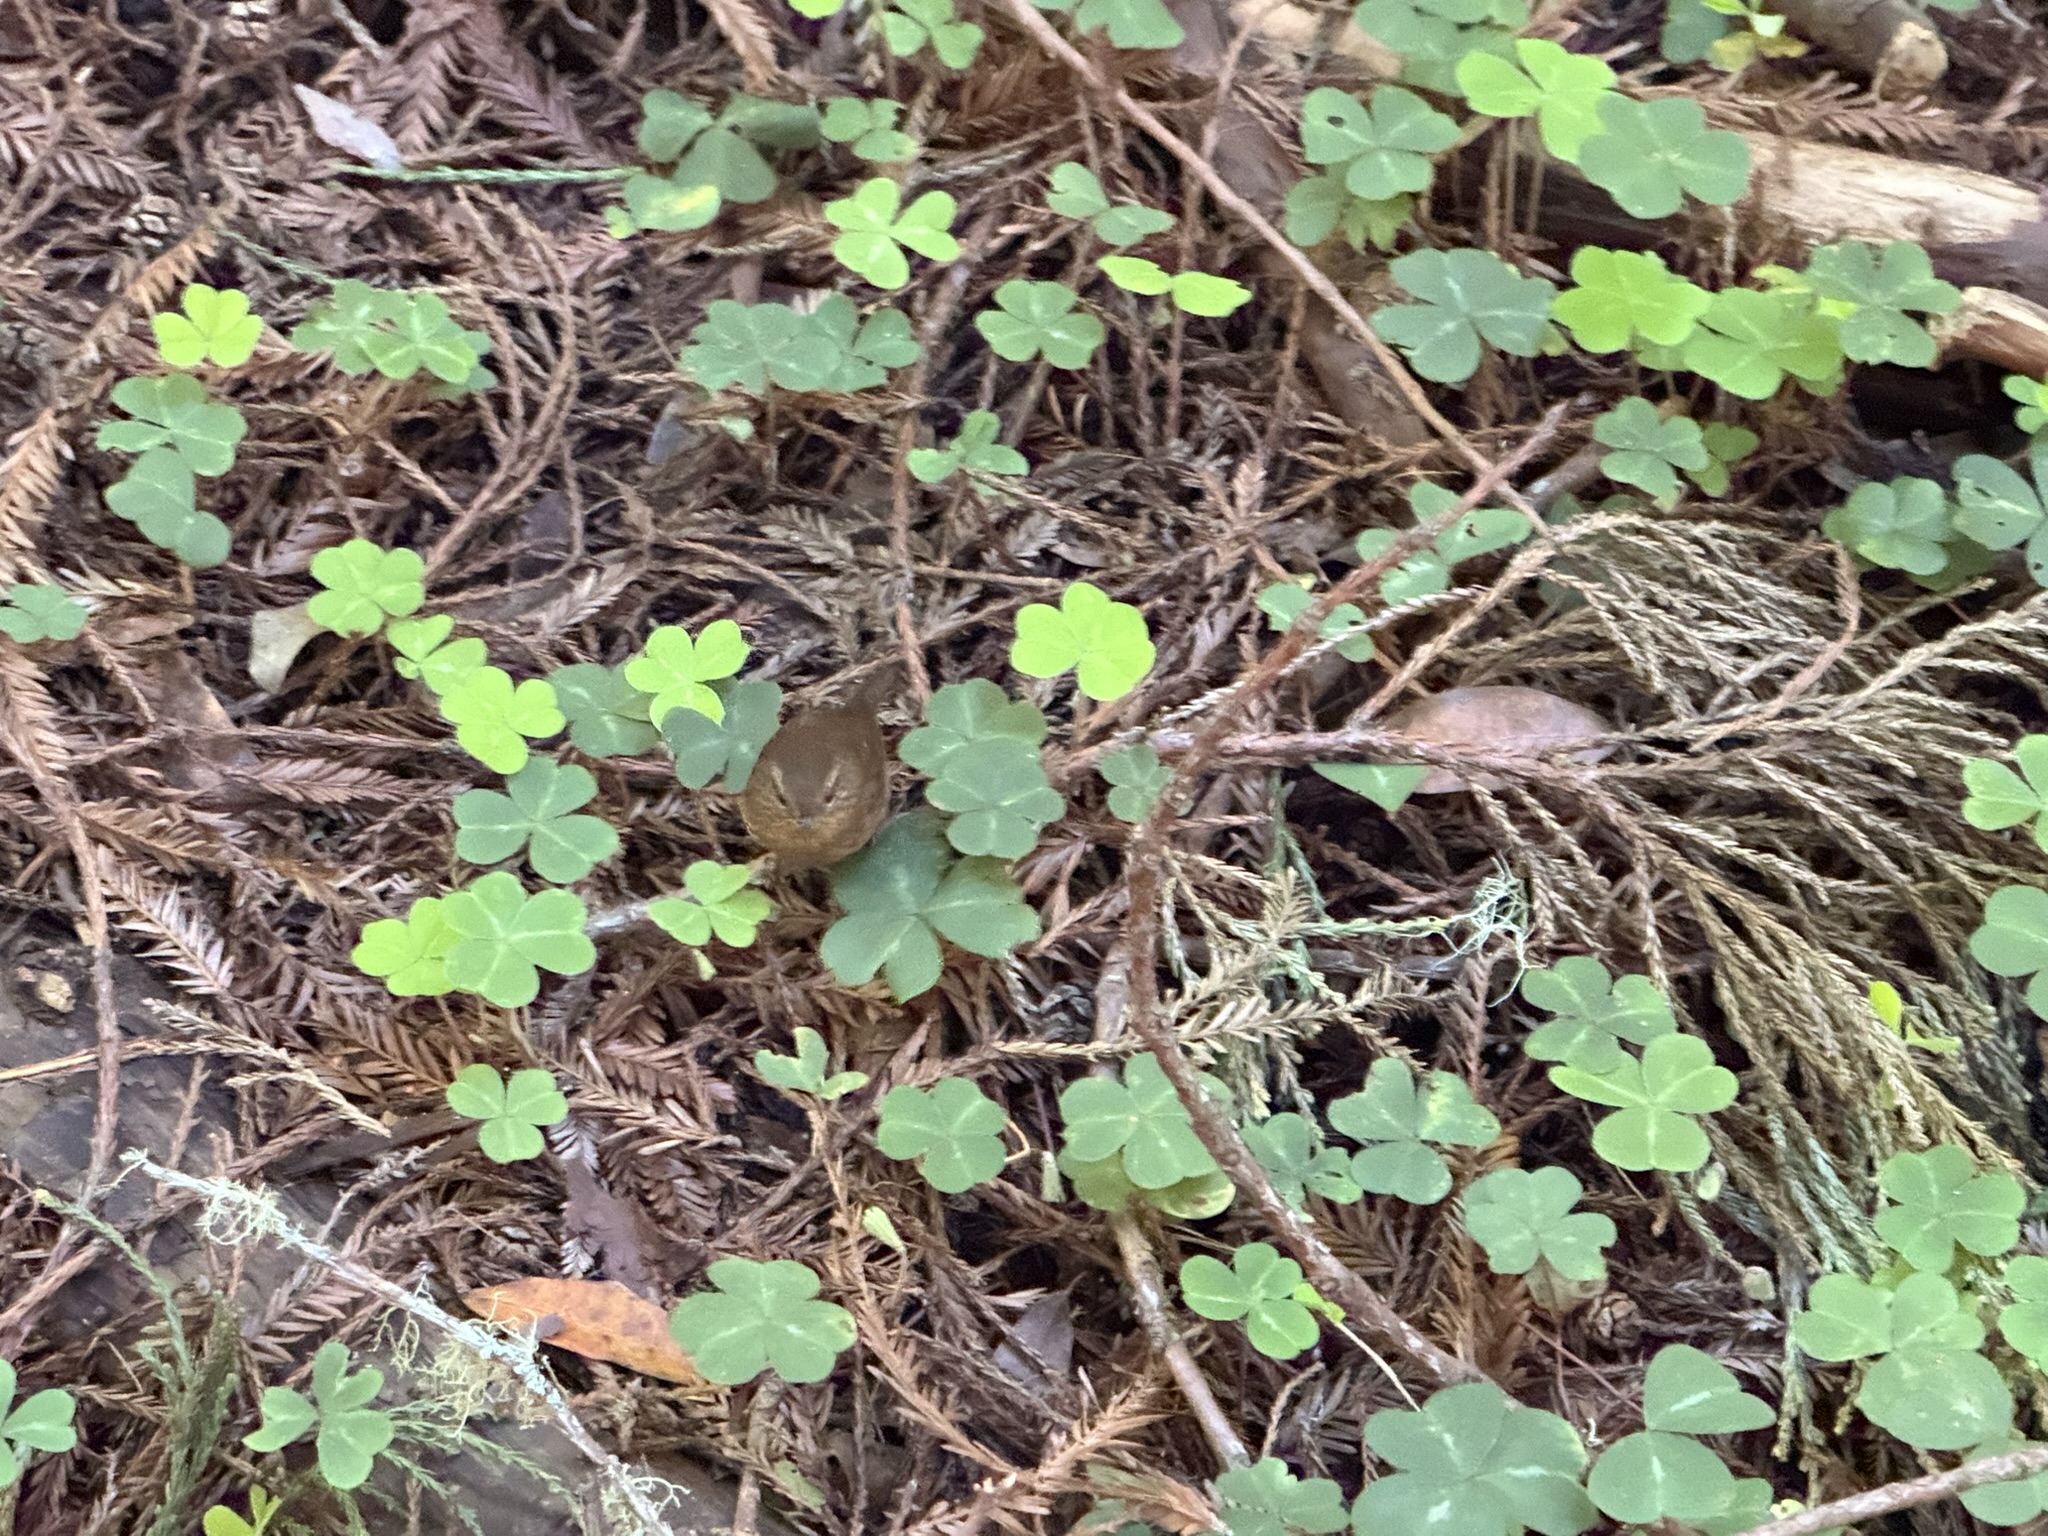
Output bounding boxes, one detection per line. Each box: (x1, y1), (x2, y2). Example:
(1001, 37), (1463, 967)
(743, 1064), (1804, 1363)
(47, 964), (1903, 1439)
(1929, 286), (2048, 378)
(1774, 0), (1946, 96)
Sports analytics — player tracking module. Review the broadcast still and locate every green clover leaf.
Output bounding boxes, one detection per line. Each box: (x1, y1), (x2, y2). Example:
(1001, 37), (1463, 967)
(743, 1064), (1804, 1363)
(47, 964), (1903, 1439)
(103, 447), (232, 568)
(154, 283), (262, 368)
(808, 294), (922, 392)
(1298, 86), (1458, 202)
(668, 125), (777, 206)
(1682, 288), (1845, 399)
(1461, 1166), (1616, 1281)
(1874, 1143), (2023, 1272)
(1312, 762), (1430, 812)
(1821, 476), (1954, 576)
(1096, 257), (1251, 317)
(439, 871), (595, 1008)
(919, 734), (1065, 859)
(660, 678), (782, 791)
(1371, 247), (1555, 385)
(1056, 0), (1185, 48)
(2006, 373), (2048, 435)
(825, 177), (960, 290)
(242, 1341), (394, 1492)
(880, 0), (985, 66)
(668, 1257), (857, 1385)
(288, 280), (406, 373)
(1046, 162), (1175, 246)
(1686, 421), (1760, 497)
(820, 97), (918, 162)
(1792, 1272), (2010, 1450)
(0, 1363), (74, 1490)
(0, 584), (87, 644)
(1960, 1433), (2048, 1527)
(649, 859), (773, 949)
(901, 684), (1048, 811)
(1059, 1050), (1223, 1189)
(1952, 450), (2048, 580)
(876, 1077), (1008, 1192)
(1328, 1059), (1500, 1204)
(1804, 239), (1961, 368)
(353, 291), (490, 383)
(907, 410), (1028, 484)
(1999, 1254), (2048, 1369)
(1585, 1345), (1776, 1524)
(1354, 1381), (1596, 1536)
(389, 615), (487, 695)
(1548, 1033), (1738, 1173)
(621, 171), (722, 234)
(1969, 884), (2048, 1020)
(306, 539), (425, 637)
(755, 1025), (869, 1101)
(681, 301), (838, 394)
(1244, 1111), (1362, 1209)
(97, 373), (248, 475)
(1963, 736), (2048, 853)
(548, 661), (660, 758)
(1577, 95), (1751, 219)
(1099, 743), (1174, 824)
(1593, 399), (1710, 508)
(1212, 1457), (1349, 1536)
(1454, 38), (1618, 162)
(1353, 0), (1528, 99)
(1550, 247), (1710, 353)
(1179, 1243), (1320, 1361)
(623, 620), (750, 724)
(445, 1064), (569, 1163)
(1283, 173), (1411, 252)
(820, 811), (1040, 1001)
(975, 280), (1105, 369)
(636, 88), (714, 162)
(351, 894), (459, 997)
(452, 758), (620, 883)
(1518, 955), (1677, 1074)
(1010, 580), (1155, 700)
(437, 667), (565, 774)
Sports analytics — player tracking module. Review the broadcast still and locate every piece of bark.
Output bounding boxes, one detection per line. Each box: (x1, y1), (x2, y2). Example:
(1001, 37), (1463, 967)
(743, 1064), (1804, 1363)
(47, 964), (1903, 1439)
(1738, 132), (2044, 251)
(1773, 0), (1945, 96)
(1928, 286), (2048, 379)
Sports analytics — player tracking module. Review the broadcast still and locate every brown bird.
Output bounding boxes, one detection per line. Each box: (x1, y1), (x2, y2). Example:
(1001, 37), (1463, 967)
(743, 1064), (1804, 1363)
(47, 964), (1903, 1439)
(739, 685), (891, 870)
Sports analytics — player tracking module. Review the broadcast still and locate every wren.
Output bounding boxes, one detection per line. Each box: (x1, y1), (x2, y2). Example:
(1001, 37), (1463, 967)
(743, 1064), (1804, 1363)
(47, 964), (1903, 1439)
(739, 699), (890, 869)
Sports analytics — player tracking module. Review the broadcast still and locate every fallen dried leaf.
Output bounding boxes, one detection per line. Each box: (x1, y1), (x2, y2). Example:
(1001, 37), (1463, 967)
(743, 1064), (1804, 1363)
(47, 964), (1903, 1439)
(464, 1277), (706, 1385)
(1383, 685), (1612, 793)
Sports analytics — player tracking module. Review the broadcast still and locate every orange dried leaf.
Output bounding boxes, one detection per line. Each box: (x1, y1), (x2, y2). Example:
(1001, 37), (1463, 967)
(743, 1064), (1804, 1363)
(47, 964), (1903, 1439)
(463, 1277), (705, 1385)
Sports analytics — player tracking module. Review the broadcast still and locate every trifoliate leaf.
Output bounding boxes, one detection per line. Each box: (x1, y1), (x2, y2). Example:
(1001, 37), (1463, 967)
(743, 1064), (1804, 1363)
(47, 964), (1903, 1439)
(1071, 0), (1184, 48)
(103, 447), (232, 568)
(1100, 743), (1174, 823)
(440, 870), (595, 1008)
(0, 584), (87, 644)
(1968, 884), (2048, 1021)
(306, 539), (425, 636)
(351, 895), (459, 997)
(649, 859), (773, 949)
(1461, 1166), (1615, 1280)
(1179, 1243), (1320, 1360)
(1962, 736), (2048, 854)
(1804, 239), (1961, 368)
(975, 281), (1105, 369)
(1212, 1458), (1349, 1536)
(1518, 955), (1676, 1073)
(1371, 247), (1555, 385)
(548, 662), (660, 758)
(1593, 399), (1710, 508)
(1298, 85), (1458, 202)
(824, 177), (960, 290)
(1873, 1143), (2024, 1272)
(907, 410), (1028, 484)
(1547, 1033), (1737, 1172)
(1577, 95), (1751, 219)
(1058, 1051), (1222, 1189)
(1010, 580), (1155, 700)
(154, 283), (263, 368)
(452, 758), (619, 883)
(623, 621), (749, 725)
(1550, 247), (1711, 353)
(660, 678), (782, 791)
(1821, 477), (1954, 576)
(1244, 1111), (1363, 1209)
(1455, 39), (1618, 162)
(439, 667), (564, 774)
(668, 1257), (857, 1384)
(876, 1077), (1008, 1192)
(1313, 762), (1429, 812)
(1354, 1381), (1596, 1536)
(446, 1064), (569, 1163)
(755, 1025), (869, 1100)
(922, 736), (1065, 859)
(98, 374), (248, 475)
(1682, 288), (1844, 399)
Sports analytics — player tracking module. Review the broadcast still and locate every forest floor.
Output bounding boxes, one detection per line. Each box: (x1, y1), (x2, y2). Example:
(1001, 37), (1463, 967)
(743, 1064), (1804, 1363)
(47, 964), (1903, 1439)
(6, 0), (2048, 1533)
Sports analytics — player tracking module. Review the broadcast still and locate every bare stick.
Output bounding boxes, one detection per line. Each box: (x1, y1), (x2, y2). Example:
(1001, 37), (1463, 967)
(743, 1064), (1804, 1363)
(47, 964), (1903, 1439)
(1734, 1445), (2048, 1536)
